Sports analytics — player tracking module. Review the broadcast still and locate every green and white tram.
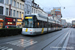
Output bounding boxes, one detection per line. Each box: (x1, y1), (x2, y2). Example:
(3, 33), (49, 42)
(22, 14), (62, 35)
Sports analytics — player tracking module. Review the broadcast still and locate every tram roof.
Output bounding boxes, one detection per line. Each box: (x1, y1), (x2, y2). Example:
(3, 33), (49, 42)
(25, 14), (56, 23)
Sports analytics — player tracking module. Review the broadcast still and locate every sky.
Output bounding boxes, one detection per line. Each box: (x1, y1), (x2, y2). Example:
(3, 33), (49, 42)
(35, 0), (75, 23)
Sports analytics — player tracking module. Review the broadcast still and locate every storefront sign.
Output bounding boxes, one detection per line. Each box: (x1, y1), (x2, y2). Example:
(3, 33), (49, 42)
(5, 17), (16, 25)
(5, 17), (13, 22)
(17, 19), (22, 22)
(5, 17), (16, 22)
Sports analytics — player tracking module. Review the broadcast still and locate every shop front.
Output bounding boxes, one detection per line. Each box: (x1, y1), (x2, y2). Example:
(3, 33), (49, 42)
(16, 18), (22, 28)
(5, 17), (16, 26)
(0, 18), (4, 29)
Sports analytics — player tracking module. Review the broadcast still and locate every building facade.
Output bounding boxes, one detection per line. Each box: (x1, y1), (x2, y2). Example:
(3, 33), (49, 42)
(0, 0), (48, 19)
(0, 0), (24, 19)
(50, 7), (62, 25)
(51, 7), (62, 20)
(61, 19), (67, 27)
(31, 1), (48, 17)
(0, 0), (48, 28)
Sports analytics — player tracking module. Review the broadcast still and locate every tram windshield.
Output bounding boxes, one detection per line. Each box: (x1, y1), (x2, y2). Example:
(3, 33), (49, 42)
(22, 16), (33, 28)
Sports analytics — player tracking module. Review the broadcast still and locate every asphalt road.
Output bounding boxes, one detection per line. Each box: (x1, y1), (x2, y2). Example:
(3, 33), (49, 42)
(0, 28), (74, 50)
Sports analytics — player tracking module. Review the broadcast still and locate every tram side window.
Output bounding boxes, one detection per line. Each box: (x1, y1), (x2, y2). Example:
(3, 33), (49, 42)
(42, 21), (44, 28)
(34, 20), (44, 28)
(33, 16), (37, 28)
(48, 23), (51, 28)
(33, 20), (40, 28)
(44, 22), (47, 28)
(37, 20), (42, 28)
(53, 24), (56, 28)
(56, 24), (57, 28)
(43, 22), (45, 28)
(33, 15), (42, 28)
(51, 24), (54, 28)
(33, 22), (39, 28)
(37, 22), (40, 28)
(39, 21), (43, 28)
(52, 24), (55, 28)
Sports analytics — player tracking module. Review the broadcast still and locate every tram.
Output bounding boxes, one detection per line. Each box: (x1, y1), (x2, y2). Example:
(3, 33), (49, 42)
(22, 14), (62, 35)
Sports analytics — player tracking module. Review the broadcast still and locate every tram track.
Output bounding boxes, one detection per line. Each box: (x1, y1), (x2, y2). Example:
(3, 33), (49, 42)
(25, 28), (70, 50)
(41, 29), (71, 50)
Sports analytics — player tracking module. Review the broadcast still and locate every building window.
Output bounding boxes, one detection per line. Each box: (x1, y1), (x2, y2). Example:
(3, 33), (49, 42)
(22, 4), (24, 9)
(22, 4), (23, 9)
(27, 5), (28, 9)
(14, 0), (16, 7)
(27, 11), (29, 14)
(25, 12), (26, 15)
(17, 11), (19, 17)
(34, 9), (35, 13)
(22, 5), (23, 9)
(6, 0), (9, 4)
(13, 10), (15, 17)
(32, 8), (33, 13)
(35, 10), (36, 13)
(0, 0), (4, 3)
(10, 0), (12, 5)
(20, 12), (21, 18)
(17, 2), (19, 8)
(36, 10), (37, 13)
(32, 3), (33, 6)
(20, 3), (21, 8)
(0, 6), (3, 14)
(10, 9), (12, 16)
(6, 8), (8, 15)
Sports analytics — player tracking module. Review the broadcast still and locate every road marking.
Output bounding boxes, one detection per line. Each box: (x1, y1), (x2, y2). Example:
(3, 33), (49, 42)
(0, 46), (13, 50)
(6, 39), (37, 48)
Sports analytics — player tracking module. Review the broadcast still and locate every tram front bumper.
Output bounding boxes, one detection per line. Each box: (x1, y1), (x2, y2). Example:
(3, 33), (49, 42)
(22, 31), (37, 35)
